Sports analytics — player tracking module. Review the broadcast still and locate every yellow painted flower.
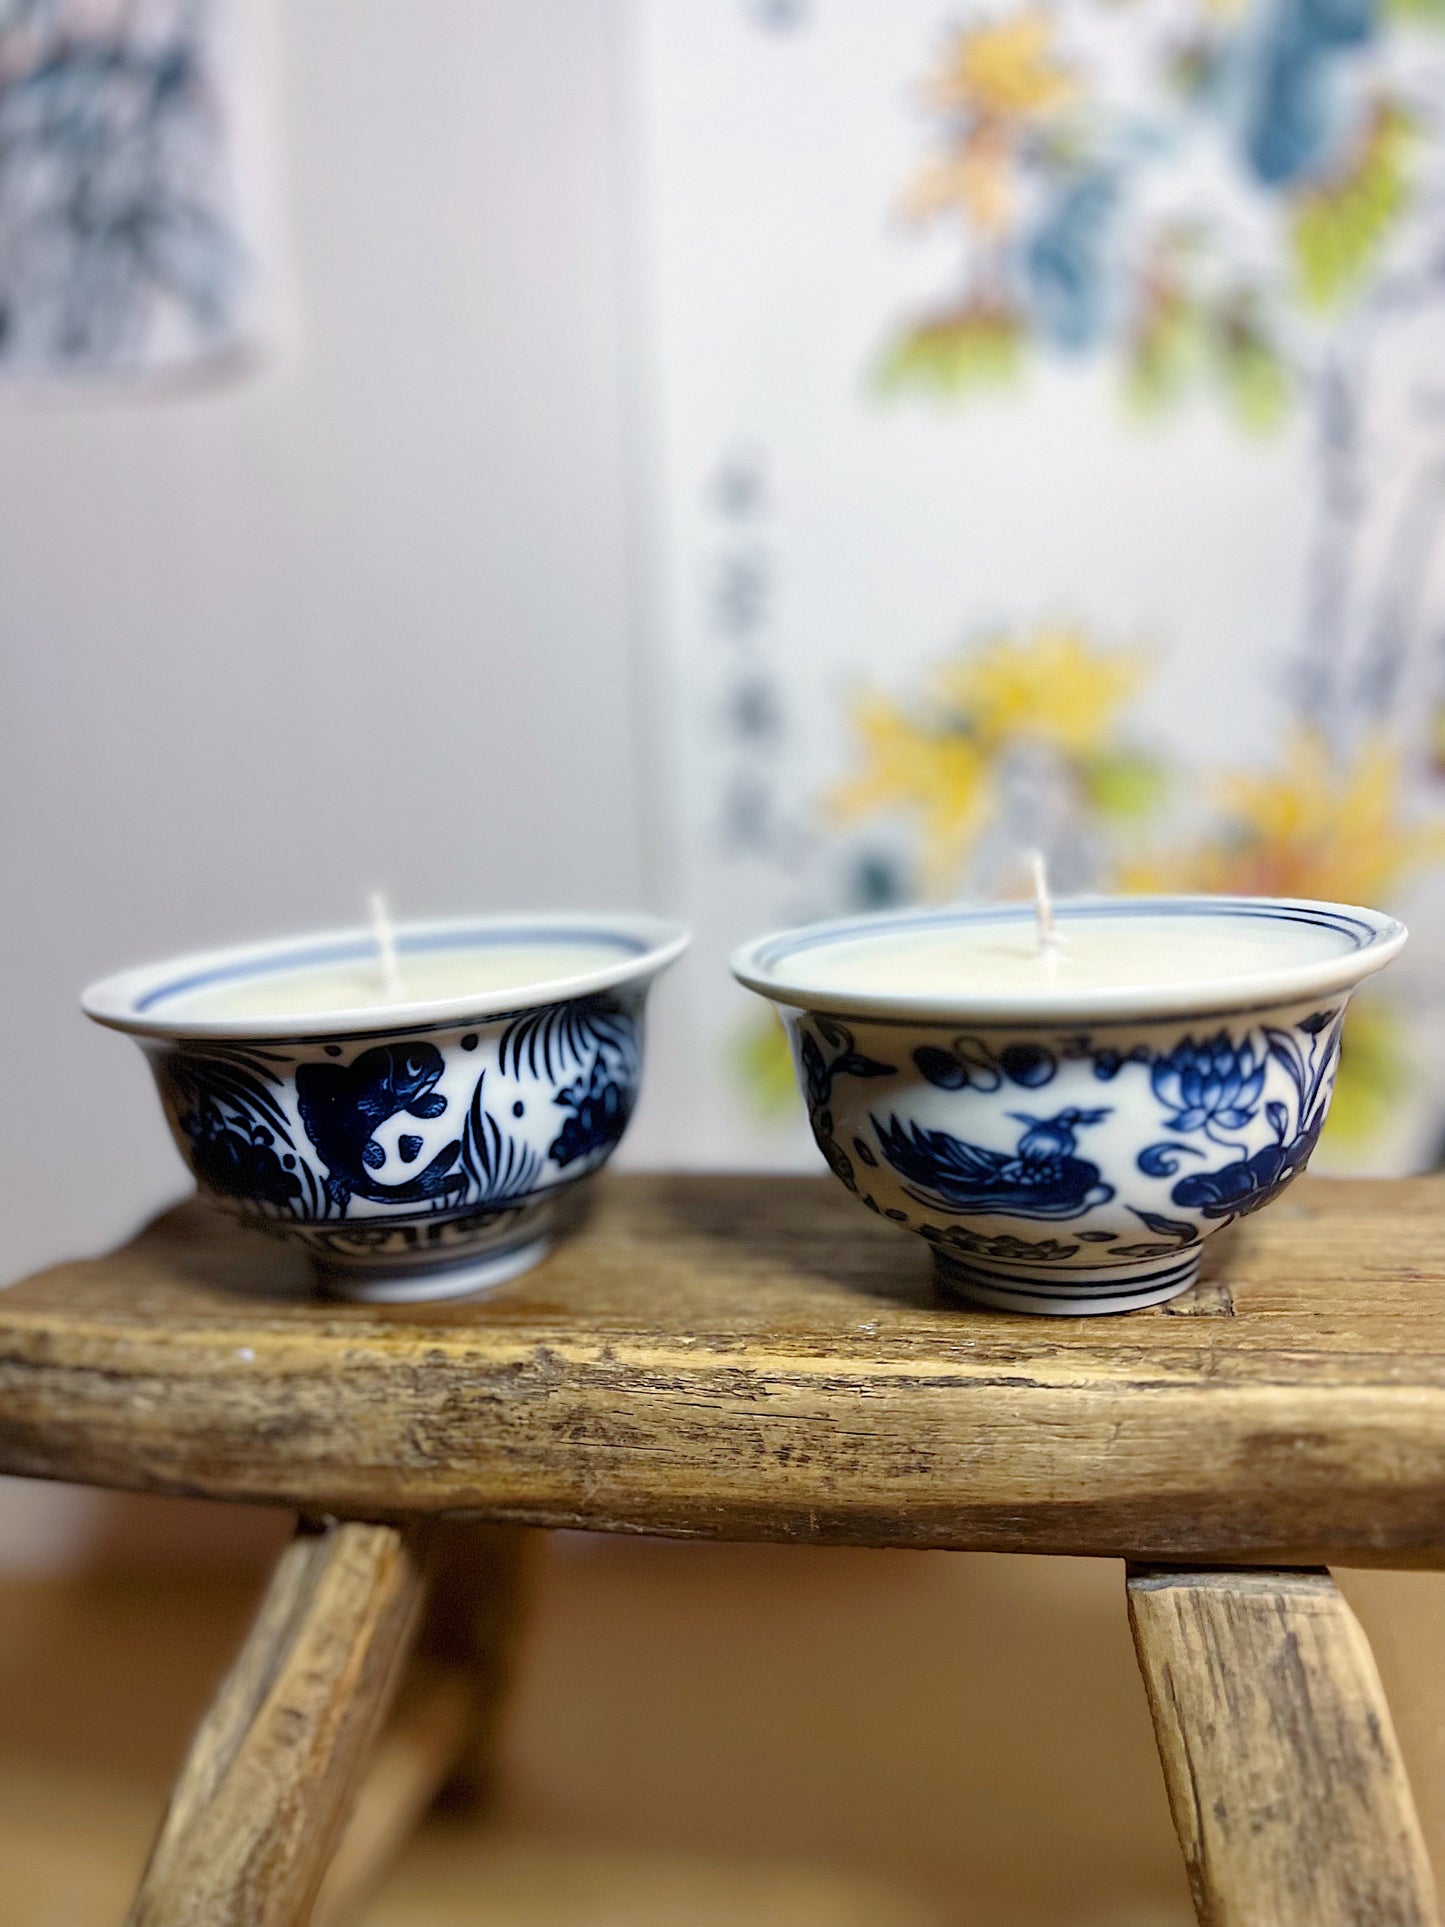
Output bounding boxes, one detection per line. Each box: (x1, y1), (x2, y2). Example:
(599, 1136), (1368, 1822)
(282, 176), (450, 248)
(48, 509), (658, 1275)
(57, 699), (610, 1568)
(830, 693), (989, 894)
(900, 127), (1014, 233)
(1139, 731), (1445, 902)
(934, 626), (1146, 756)
(923, 14), (1077, 123)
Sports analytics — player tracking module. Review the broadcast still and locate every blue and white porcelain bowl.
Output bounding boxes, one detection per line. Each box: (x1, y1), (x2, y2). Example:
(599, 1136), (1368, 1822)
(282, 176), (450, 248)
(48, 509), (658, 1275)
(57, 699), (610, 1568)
(84, 914), (687, 1302)
(733, 897), (1407, 1315)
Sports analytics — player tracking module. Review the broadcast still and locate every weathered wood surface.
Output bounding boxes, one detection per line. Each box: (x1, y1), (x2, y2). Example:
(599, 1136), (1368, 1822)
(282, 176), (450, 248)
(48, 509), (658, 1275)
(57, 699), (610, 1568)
(127, 1518), (427, 1927)
(311, 1524), (535, 1925)
(1127, 1567), (1439, 1927)
(309, 1660), (474, 1927)
(5, 1175), (1445, 1563)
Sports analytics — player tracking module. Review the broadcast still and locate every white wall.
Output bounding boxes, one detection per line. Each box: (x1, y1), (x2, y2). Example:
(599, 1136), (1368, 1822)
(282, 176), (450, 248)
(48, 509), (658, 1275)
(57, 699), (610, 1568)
(0, 0), (669, 1277)
(0, 0), (673, 1564)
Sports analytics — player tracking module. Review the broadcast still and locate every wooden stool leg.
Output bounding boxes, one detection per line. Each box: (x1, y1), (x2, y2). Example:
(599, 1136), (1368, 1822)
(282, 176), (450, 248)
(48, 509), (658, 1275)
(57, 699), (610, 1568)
(421, 1522), (537, 1805)
(127, 1517), (430, 1927)
(310, 1525), (537, 1926)
(1127, 1565), (1439, 1927)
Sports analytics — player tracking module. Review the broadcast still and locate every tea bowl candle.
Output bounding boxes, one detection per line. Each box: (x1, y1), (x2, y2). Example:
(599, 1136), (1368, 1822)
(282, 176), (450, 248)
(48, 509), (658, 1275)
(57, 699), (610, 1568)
(732, 896), (1407, 1315)
(84, 914), (688, 1302)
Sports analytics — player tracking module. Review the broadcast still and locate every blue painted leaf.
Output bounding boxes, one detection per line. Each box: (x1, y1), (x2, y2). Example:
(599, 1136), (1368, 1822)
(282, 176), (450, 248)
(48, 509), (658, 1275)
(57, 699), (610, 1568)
(835, 1051), (897, 1080)
(407, 1093), (448, 1119)
(1266, 1100), (1289, 1140)
(914, 1046), (968, 1089)
(1264, 1027), (1307, 1092)
(1128, 1207), (1199, 1246)
(1138, 1141), (1206, 1178)
(1298, 1010), (1338, 1035)
(800, 1032), (829, 1107)
(999, 1043), (1056, 1088)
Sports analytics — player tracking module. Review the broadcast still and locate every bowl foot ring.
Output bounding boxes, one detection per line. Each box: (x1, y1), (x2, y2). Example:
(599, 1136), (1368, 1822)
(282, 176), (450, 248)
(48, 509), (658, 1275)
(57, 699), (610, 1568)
(932, 1246), (1202, 1317)
(314, 1233), (554, 1304)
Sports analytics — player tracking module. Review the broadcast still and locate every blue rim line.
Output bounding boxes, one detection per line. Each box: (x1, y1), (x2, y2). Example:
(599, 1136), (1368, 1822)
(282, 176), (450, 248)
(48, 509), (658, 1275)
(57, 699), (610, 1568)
(754, 900), (1380, 973)
(137, 927), (646, 1014)
(786, 996), (1344, 1030)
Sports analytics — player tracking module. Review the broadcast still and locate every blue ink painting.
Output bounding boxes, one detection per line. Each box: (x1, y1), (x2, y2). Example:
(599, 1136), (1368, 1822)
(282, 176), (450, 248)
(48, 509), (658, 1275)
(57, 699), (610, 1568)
(0, 0), (259, 377)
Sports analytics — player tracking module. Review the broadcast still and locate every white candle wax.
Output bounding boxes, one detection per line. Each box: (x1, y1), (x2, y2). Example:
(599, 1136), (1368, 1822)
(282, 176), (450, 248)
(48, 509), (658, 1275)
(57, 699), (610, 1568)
(782, 912), (1358, 1000)
(157, 940), (629, 1022)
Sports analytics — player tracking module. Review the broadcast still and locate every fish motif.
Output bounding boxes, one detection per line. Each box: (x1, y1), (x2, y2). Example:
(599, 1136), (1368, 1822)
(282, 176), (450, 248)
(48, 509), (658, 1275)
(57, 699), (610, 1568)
(872, 1106), (1115, 1219)
(296, 1043), (463, 1215)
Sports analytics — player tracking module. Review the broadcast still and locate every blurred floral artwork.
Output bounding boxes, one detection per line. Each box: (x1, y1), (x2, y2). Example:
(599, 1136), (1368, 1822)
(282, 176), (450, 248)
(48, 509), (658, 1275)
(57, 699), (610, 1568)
(633, 1), (1445, 1173)
(879, 0), (1445, 758)
(881, 0), (1438, 422)
(0, 0), (264, 379)
(816, 628), (1445, 1159)
(831, 625), (1158, 898)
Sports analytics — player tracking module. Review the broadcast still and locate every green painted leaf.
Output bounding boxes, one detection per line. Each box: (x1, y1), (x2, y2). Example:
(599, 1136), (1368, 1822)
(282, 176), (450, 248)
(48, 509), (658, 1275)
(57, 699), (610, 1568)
(1213, 311), (1291, 433)
(1082, 751), (1170, 819)
(1292, 106), (1414, 312)
(876, 309), (1026, 400)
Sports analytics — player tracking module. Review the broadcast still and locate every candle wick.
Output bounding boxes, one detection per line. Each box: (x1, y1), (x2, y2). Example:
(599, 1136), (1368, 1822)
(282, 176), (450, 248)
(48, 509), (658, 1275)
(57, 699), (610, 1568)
(368, 891), (404, 1001)
(1028, 849), (1060, 957)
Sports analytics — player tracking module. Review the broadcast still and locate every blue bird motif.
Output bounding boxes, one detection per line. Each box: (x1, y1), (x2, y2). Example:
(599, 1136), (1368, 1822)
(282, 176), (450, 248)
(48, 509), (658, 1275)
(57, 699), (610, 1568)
(295, 1043), (464, 1216)
(872, 1106), (1115, 1219)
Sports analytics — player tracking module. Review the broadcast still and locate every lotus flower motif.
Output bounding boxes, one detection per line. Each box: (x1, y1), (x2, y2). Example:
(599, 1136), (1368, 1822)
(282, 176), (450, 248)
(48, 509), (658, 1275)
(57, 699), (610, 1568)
(1150, 1033), (1266, 1137)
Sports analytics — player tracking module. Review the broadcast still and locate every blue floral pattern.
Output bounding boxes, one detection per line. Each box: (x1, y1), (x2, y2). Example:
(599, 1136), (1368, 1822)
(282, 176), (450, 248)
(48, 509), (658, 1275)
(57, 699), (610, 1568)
(550, 1052), (635, 1167)
(1150, 1034), (1267, 1138)
(791, 1002), (1346, 1273)
(160, 1046), (308, 1213)
(1168, 1010), (1342, 1220)
(153, 993), (646, 1273)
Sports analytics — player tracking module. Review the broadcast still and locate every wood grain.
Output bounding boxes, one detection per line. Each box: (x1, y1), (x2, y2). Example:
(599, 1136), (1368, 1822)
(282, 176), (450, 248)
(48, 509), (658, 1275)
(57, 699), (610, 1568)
(127, 1518), (427, 1927)
(310, 1661), (474, 1927)
(311, 1527), (534, 1924)
(1128, 1567), (1439, 1927)
(5, 1175), (1445, 1563)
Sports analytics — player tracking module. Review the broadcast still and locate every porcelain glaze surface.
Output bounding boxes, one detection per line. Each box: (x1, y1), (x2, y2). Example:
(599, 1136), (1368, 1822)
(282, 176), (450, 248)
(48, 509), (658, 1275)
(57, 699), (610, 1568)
(84, 916), (687, 1298)
(733, 898), (1406, 1314)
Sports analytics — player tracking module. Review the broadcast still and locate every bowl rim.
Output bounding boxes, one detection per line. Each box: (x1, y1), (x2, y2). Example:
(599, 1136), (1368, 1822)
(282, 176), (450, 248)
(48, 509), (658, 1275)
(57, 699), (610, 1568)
(730, 894), (1408, 1025)
(82, 912), (690, 1042)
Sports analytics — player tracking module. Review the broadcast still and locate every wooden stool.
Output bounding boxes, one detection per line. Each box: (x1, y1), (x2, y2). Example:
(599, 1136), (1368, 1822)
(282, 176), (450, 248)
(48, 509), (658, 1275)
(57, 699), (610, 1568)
(1, 1174), (1442, 1926)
